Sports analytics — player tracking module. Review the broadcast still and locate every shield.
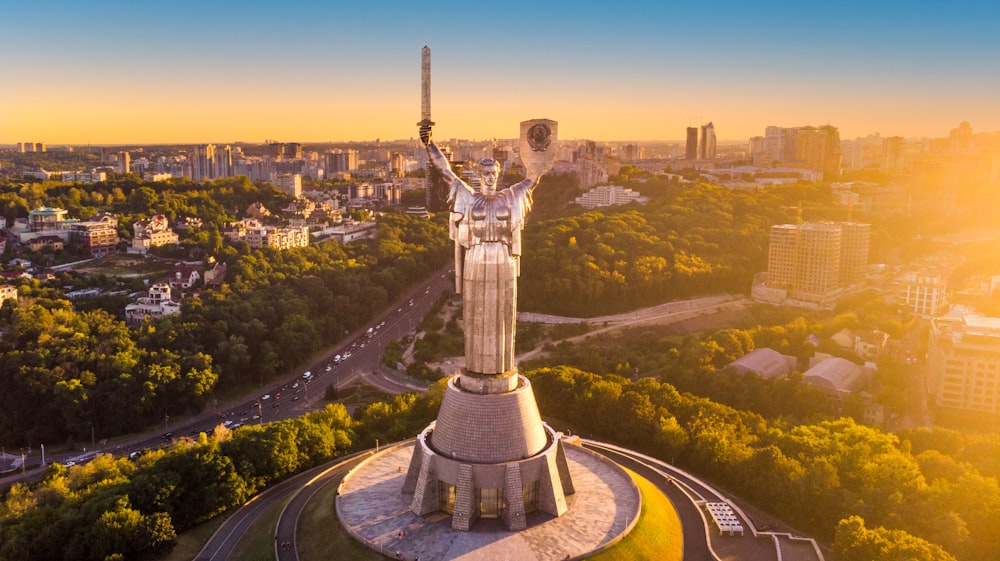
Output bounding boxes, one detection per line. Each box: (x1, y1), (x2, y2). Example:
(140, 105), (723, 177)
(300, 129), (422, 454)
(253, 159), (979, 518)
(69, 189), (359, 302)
(518, 119), (559, 178)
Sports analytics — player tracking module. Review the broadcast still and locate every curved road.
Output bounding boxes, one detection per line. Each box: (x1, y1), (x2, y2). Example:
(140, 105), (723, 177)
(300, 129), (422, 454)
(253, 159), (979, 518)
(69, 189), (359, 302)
(195, 451), (371, 561)
(585, 440), (824, 561)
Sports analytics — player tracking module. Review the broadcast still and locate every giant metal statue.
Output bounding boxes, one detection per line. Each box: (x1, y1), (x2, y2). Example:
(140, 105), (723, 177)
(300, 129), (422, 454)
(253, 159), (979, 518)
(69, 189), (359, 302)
(403, 47), (573, 531)
(421, 119), (555, 380)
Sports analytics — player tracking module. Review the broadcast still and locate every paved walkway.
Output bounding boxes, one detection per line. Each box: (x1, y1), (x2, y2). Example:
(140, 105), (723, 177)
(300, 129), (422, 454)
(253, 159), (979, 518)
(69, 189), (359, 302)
(336, 441), (641, 561)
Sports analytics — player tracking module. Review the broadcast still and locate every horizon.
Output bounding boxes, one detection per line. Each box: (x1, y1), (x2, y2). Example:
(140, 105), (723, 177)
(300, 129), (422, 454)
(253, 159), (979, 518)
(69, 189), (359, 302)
(3, 1), (1000, 144)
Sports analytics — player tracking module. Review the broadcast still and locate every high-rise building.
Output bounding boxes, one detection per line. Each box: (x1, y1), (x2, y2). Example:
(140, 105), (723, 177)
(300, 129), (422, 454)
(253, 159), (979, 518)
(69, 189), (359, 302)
(685, 127), (698, 160)
(758, 221), (870, 308)
(325, 149), (359, 174)
(897, 272), (949, 317)
(118, 151), (131, 174)
(838, 221), (870, 287)
(212, 145), (233, 179)
(390, 152), (406, 178)
(274, 173), (302, 198)
(699, 122), (716, 161)
(749, 125), (841, 179)
(882, 136), (905, 174)
(928, 313), (1000, 416)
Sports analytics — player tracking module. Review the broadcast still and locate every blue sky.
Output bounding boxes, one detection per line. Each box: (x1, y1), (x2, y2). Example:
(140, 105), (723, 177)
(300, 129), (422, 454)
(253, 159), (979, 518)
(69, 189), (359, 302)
(2, 0), (998, 143)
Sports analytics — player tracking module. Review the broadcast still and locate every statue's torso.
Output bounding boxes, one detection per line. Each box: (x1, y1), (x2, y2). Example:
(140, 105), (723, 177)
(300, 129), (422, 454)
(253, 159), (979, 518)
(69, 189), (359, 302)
(469, 192), (512, 244)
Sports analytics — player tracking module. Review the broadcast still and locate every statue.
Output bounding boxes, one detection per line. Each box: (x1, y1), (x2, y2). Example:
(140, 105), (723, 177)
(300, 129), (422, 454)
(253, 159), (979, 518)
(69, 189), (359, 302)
(420, 120), (556, 376)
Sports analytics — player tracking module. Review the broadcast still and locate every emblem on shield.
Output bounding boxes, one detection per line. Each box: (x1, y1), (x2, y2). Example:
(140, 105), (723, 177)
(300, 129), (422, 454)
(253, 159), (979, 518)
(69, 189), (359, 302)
(519, 119), (559, 178)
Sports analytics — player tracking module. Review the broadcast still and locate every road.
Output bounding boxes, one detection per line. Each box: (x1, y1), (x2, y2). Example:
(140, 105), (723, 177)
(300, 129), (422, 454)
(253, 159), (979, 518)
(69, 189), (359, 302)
(0, 266), (449, 488)
(194, 451), (371, 561)
(585, 440), (825, 561)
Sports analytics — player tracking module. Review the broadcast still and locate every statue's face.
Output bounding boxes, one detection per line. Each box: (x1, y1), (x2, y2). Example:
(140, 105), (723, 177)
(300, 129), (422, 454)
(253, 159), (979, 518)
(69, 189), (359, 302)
(481, 166), (499, 192)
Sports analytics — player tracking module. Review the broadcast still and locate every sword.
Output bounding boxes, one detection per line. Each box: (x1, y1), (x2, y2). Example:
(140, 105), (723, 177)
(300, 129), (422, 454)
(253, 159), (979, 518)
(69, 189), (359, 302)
(418, 45), (435, 130)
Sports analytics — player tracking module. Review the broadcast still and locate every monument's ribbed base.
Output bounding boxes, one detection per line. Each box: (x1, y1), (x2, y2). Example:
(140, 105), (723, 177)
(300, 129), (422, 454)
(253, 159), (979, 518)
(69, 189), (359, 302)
(401, 374), (575, 531)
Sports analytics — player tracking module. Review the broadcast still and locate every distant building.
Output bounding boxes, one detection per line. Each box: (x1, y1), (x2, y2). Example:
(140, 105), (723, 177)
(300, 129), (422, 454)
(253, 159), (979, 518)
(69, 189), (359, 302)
(727, 348), (795, 379)
(854, 329), (890, 361)
(203, 261), (227, 287)
(329, 221), (377, 244)
(27, 206), (68, 233)
(803, 357), (867, 397)
(574, 185), (644, 209)
(226, 218), (309, 250)
(753, 221), (870, 309)
(130, 215), (179, 254)
(275, 173), (302, 198)
(62, 172), (107, 184)
(928, 312), (1000, 416)
(142, 172), (173, 182)
(325, 149), (359, 173)
(896, 271), (949, 317)
(749, 125), (841, 179)
(699, 122), (717, 161)
(169, 262), (201, 290)
(27, 235), (65, 253)
(0, 285), (17, 308)
(224, 218), (263, 243)
(69, 213), (119, 257)
(124, 283), (181, 326)
(685, 127), (698, 160)
(405, 207), (430, 219)
(248, 225), (309, 249)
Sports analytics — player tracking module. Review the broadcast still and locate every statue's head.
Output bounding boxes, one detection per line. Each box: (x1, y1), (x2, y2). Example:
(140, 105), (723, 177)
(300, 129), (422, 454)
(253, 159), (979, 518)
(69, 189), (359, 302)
(478, 158), (501, 192)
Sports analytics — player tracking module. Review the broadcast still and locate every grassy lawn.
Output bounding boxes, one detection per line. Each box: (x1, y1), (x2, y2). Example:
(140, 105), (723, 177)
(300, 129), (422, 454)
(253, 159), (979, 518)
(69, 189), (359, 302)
(71, 253), (175, 277)
(589, 469), (684, 561)
(296, 467), (681, 561)
(159, 516), (227, 561)
(298, 472), (383, 560)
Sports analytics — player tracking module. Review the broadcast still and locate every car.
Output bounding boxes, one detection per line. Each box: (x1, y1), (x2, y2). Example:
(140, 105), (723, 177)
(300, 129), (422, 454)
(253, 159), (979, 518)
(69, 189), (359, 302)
(63, 461), (77, 467)
(292, 381), (300, 389)
(223, 420), (234, 427)
(302, 371), (312, 379)
(292, 396), (300, 401)
(325, 365), (332, 372)
(161, 432), (173, 440)
(261, 394), (271, 401)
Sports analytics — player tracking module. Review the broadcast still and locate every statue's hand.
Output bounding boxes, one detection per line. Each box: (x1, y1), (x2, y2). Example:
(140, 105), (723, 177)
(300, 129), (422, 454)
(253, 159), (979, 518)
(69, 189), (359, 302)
(420, 124), (432, 146)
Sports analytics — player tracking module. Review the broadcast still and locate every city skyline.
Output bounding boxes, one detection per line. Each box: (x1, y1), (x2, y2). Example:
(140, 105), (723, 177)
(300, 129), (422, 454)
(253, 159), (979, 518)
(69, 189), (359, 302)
(2, 0), (1000, 144)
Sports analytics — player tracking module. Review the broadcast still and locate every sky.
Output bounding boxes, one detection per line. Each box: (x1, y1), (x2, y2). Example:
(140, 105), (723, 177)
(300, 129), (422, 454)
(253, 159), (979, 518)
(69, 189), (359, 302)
(2, 0), (999, 144)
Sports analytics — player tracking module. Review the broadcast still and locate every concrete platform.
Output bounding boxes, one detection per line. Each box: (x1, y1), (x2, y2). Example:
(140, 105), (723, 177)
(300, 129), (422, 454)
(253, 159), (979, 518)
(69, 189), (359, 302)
(336, 440), (641, 561)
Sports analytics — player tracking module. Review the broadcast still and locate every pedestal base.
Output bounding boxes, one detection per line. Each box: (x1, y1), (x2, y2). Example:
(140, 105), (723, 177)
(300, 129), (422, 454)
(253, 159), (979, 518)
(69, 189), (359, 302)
(402, 422), (574, 531)
(401, 374), (575, 531)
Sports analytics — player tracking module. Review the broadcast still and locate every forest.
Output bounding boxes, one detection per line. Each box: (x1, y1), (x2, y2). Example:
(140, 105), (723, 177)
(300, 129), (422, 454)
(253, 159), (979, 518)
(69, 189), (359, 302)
(0, 174), (452, 446)
(2, 167), (998, 560)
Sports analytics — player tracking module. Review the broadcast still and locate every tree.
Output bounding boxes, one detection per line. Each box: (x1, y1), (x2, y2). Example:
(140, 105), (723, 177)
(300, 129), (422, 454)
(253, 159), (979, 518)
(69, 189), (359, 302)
(833, 516), (957, 561)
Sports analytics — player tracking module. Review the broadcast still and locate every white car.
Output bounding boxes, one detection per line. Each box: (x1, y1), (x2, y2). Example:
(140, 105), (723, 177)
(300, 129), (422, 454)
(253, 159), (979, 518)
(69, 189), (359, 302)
(302, 371), (312, 379)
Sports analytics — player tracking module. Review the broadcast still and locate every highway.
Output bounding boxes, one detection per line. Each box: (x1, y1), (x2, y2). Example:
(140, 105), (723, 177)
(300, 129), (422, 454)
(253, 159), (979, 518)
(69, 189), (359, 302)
(0, 266), (450, 487)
